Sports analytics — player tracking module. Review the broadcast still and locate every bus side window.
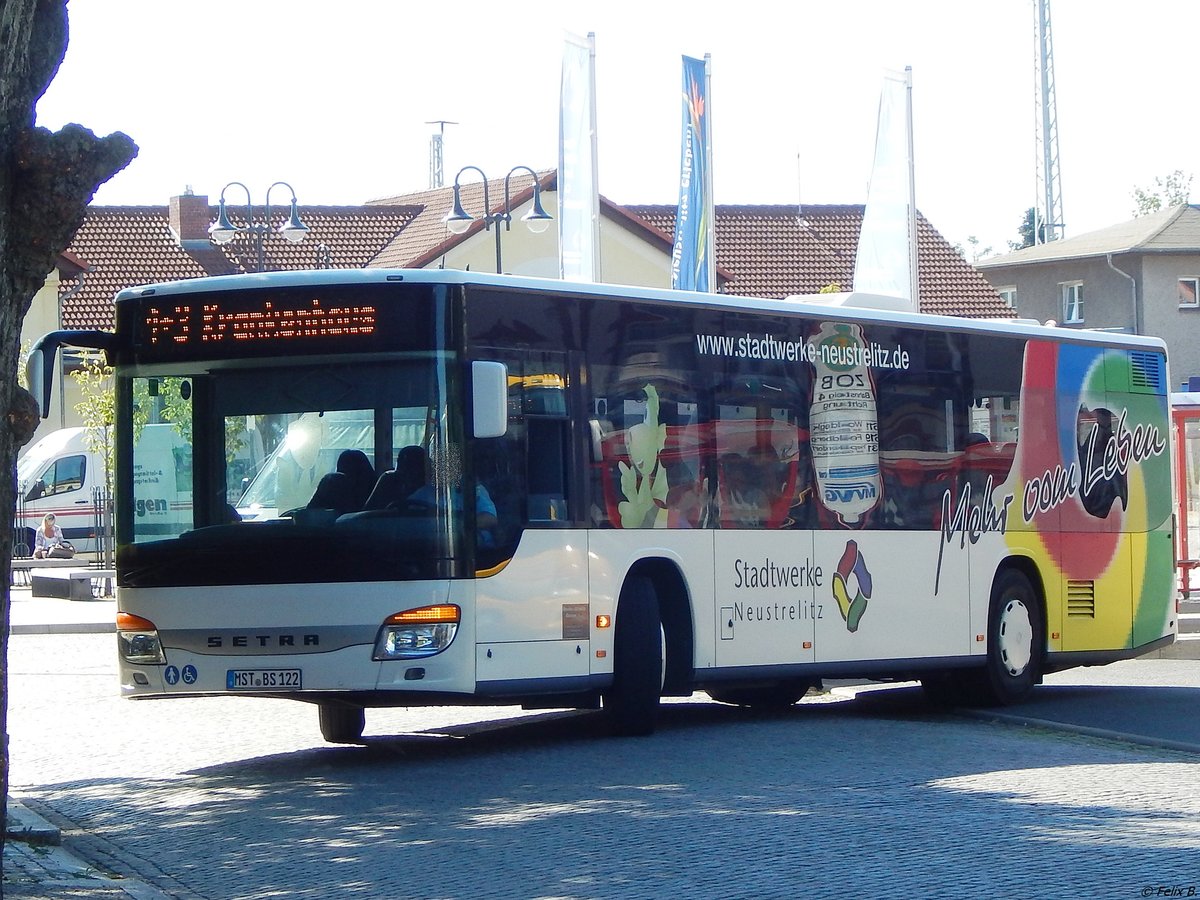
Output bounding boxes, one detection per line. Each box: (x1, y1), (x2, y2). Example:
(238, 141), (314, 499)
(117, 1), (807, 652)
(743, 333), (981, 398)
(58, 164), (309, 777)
(472, 351), (572, 557)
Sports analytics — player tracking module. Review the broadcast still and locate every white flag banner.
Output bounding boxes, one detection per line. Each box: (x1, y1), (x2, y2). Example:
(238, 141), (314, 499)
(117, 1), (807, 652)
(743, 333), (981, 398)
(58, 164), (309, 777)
(559, 31), (600, 282)
(853, 68), (917, 309)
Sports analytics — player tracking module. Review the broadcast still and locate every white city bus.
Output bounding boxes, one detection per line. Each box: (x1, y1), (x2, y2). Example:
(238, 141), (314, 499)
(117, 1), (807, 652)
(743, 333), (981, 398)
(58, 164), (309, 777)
(28, 270), (1177, 742)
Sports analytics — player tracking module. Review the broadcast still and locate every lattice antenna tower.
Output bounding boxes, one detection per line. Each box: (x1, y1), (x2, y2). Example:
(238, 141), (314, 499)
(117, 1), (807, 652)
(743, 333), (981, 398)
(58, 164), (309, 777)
(426, 120), (457, 189)
(1034, 0), (1064, 243)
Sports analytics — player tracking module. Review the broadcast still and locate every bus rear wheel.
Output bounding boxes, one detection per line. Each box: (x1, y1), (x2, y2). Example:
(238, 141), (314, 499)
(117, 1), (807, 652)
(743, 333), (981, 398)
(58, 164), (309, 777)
(981, 569), (1042, 704)
(319, 702), (365, 744)
(949, 569), (1043, 707)
(603, 576), (663, 736)
(923, 571), (1043, 708)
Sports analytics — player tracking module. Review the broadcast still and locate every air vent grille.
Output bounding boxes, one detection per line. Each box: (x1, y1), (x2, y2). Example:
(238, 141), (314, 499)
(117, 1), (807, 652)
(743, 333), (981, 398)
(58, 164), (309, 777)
(1066, 580), (1096, 618)
(1130, 352), (1164, 392)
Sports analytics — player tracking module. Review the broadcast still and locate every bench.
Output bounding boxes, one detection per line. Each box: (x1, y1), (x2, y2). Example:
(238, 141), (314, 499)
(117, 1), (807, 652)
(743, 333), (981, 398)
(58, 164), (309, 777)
(10, 557), (78, 587)
(29, 567), (116, 601)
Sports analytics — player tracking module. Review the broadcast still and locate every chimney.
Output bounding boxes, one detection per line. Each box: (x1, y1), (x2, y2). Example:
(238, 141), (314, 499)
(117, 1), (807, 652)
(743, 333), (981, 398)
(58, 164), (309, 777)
(169, 187), (211, 248)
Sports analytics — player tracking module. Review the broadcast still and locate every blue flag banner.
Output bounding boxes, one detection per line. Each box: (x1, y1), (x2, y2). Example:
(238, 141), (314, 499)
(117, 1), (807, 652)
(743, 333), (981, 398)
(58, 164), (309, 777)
(672, 55), (711, 292)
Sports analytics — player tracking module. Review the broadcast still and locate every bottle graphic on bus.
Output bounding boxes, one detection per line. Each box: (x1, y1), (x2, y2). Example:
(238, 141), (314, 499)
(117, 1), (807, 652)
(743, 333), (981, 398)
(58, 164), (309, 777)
(809, 322), (881, 526)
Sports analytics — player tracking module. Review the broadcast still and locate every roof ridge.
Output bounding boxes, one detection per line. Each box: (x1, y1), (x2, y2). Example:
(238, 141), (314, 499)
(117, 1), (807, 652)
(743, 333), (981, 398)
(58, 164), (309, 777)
(1131, 202), (1192, 248)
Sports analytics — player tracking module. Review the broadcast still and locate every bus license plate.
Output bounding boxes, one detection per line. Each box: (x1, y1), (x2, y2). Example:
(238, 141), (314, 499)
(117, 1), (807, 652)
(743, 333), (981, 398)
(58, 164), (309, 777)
(226, 669), (302, 690)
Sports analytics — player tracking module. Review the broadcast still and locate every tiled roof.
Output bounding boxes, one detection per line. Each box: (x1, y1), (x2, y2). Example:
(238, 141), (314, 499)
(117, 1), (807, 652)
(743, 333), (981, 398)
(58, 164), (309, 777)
(367, 171), (556, 269)
(627, 203), (1013, 318)
(978, 204), (1200, 268)
(59, 204), (419, 330)
(57, 185), (1009, 330)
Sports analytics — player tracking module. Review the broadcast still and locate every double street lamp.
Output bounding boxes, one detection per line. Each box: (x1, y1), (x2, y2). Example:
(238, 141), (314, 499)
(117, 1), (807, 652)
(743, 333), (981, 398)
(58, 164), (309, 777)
(443, 165), (552, 274)
(209, 181), (310, 272)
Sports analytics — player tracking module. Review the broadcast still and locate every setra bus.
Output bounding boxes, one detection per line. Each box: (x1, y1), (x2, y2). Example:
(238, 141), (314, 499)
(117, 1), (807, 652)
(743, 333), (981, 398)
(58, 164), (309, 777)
(27, 269), (1178, 742)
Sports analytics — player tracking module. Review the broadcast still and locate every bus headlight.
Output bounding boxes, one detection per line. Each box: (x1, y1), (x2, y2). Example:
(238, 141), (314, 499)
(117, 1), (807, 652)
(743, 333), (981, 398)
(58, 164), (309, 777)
(117, 612), (166, 665)
(374, 605), (460, 660)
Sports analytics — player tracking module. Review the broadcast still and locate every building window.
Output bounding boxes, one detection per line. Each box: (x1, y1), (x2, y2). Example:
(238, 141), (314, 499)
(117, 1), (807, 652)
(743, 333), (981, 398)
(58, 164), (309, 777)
(996, 286), (1017, 308)
(1179, 278), (1199, 308)
(1061, 281), (1084, 324)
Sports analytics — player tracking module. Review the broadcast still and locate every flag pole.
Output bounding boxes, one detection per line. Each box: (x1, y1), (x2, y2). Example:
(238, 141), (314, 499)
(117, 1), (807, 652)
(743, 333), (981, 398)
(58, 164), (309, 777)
(905, 66), (918, 309)
(703, 53), (716, 293)
(589, 33), (602, 281)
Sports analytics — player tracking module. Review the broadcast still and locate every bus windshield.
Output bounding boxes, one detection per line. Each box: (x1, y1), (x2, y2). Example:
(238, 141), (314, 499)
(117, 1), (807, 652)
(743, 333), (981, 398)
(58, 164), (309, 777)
(118, 354), (472, 587)
(236, 407), (429, 517)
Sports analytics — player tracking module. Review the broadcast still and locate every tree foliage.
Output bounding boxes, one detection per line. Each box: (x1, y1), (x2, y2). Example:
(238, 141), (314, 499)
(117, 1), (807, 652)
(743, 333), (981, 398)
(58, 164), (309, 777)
(1132, 170), (1193, 217)
(1, 0), (138, 852)
(1009, 207), (1039, 251)
(69, 350), (132, 494)
(954, 235), (993, 262)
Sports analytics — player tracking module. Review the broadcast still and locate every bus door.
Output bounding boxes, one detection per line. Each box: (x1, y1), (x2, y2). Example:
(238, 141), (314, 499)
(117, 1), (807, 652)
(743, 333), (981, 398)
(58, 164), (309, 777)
(471, 350), (592, 689)
(1173, 393), (1200, 597)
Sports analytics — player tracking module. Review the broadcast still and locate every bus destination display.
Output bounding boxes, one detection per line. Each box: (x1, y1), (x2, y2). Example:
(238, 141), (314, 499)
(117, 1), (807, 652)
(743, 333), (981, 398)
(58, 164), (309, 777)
(144, 297), (376, 346)
(131, 290), (399, 360)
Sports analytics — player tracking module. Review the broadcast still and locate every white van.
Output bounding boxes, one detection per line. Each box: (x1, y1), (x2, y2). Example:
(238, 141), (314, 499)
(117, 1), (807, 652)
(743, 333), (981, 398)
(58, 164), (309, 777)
(16, 425), (193, 554)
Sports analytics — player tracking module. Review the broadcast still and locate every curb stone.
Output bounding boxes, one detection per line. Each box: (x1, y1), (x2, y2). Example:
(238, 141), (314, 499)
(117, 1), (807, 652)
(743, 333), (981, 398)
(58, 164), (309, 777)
(6, 800), (60, 846)
(4, 799), (171, 899)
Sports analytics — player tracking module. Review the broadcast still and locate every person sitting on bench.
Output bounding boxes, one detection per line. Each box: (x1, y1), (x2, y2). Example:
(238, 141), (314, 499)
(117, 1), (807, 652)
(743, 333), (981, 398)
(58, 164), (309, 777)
(33, 513), (72, 558)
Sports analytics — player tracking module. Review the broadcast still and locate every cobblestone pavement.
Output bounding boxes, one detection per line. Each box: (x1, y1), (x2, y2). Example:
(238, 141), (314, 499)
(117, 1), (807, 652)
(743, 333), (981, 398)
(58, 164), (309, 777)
(6, 632), (1200, 899)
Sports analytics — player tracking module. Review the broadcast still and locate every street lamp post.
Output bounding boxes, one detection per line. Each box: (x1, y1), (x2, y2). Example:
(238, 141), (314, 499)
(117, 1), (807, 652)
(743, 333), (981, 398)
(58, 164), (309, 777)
(443, 166), (553, 274)
(208, 181), (310, 272)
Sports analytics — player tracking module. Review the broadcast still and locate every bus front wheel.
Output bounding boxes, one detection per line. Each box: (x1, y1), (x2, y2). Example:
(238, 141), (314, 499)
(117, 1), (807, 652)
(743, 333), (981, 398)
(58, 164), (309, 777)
(319, 702), (366, 744)
(603, 576), (663, 736)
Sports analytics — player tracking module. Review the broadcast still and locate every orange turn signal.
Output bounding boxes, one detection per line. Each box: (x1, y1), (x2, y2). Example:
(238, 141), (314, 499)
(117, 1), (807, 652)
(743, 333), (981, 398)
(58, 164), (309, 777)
(117, 612), (157, 632)
(385, 605), (460, 626)
(595, 614), (611, 629)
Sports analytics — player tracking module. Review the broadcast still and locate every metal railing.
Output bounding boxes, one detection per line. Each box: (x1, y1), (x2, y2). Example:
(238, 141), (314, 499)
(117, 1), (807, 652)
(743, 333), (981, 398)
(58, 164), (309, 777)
(92, 486), (115, 570)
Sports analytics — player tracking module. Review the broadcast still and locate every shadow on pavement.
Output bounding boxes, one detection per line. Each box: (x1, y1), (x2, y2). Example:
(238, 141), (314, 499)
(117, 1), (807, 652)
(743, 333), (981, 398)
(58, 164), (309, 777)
(842, 680), (1200, 754)
(22, 691), (1197, 899)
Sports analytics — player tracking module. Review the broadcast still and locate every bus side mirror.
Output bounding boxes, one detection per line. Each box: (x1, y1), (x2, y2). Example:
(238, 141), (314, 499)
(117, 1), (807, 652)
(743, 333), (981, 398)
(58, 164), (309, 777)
(26, 330), (118, 418)
(26, 345), (53, 418)
(472, 361), (508, 439)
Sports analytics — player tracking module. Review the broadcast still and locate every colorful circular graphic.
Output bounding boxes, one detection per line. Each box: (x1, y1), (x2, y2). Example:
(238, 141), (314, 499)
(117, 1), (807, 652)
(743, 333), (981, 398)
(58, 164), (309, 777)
(832, 539), (873, 632)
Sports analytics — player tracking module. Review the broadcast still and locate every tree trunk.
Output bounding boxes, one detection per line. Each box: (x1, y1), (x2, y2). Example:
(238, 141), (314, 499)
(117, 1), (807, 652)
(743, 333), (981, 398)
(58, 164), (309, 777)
(1, 0), (137, 853)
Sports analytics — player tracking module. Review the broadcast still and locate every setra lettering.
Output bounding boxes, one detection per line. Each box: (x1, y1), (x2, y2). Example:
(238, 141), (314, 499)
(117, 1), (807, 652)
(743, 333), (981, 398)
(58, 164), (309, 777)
(207, 634), (319, 648)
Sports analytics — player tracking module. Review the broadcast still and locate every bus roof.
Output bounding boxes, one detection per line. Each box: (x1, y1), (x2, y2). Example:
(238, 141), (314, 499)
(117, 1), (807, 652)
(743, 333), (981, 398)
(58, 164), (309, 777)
(114, 268), (1168, 354)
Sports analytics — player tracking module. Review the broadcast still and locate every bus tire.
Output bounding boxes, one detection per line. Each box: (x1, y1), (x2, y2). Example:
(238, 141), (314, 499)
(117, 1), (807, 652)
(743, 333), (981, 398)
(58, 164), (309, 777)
(318, 702), (365, 744)
(707, 681), (814, 708)
(604, 576), (663, 736)
(972, 568), (1043, 706)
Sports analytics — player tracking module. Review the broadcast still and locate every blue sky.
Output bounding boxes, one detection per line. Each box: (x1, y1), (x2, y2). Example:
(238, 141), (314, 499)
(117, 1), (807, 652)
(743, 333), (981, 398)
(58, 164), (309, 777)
(36, 0), (1199, 258)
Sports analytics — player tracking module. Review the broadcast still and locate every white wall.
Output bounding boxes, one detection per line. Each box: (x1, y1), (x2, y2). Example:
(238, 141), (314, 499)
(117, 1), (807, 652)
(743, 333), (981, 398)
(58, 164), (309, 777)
(429, 191), (674, 286)
(20, 269), (87, 450)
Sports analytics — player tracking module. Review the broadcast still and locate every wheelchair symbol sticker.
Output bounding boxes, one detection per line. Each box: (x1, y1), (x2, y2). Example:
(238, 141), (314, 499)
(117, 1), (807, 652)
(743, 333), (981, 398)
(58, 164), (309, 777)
(164, 666), (180, 685)
(182, 665), (197, 685)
